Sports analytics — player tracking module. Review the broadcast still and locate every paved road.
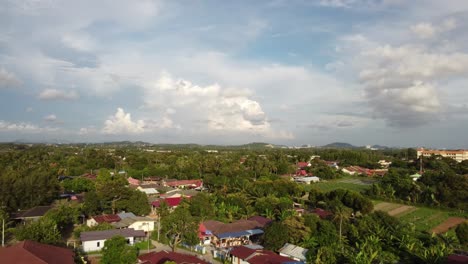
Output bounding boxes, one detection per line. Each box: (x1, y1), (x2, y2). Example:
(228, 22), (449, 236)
(151, 240), (221, 264)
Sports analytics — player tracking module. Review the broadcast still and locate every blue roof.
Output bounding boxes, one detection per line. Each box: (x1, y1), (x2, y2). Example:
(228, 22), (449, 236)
(217, 229), (263, 239)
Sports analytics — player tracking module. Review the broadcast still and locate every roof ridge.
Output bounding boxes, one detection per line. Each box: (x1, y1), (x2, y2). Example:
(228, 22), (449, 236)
(21, 240), (49, 264)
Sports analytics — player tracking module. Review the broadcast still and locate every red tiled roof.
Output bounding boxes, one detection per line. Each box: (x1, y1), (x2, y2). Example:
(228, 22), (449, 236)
(248, 251), (297, 264)
(151, 197), (187, 208)
(128, 177), (141, 185)
(297, 162), (309, 168)
(230, 246), (256, 259)
(446, 254), (468, 264)
(247, 216), (272, 228)
(138, 250), (209, 264)
(296, 169), (307, 176)
(201, 219), (261, 235)
(92, 214), (121, 223)
(0, 240), (75, 264)
(230, 246), (297, 264)
(165, 179), (202, 188)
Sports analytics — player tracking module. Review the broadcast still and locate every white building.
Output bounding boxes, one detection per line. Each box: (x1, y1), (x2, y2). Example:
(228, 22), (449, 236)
(137, 186), (159, 196)
(294, 176), (320, 184)
(112, 216), (156, 232)
(80, 228), (145, 252)
(417, 148), (468, 163)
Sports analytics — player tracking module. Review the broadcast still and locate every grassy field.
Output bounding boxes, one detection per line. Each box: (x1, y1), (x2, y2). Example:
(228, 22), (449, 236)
(301, 177), (467, 233)
(304, 176), (376, 193)
(373, 201), (467, 232)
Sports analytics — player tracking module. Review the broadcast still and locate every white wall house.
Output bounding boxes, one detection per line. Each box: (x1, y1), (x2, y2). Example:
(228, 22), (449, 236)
(129, 219), (155, 232)
(86, 218), (98, 227)
(112, 216), (156, 232)
(80, 228), (146, 252)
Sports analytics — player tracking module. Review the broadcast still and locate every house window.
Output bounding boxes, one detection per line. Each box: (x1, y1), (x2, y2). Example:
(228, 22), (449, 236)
(97, 242), (100, 247)
(126, 239), (130, 244)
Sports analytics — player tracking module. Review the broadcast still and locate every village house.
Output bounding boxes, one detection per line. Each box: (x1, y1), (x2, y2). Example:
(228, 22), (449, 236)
(324, 160), (340, 169)
(86, 214), (121, 227)
(138, 250), (210, 264)
(151, 196), (190, 213)
(80, 228), (146, 252)
(229, 245), (302, 264)
(13, 205), (53, 222)
(137, 185), (159, 196)
(127, 177), (141, 186)
(294, 176), (320, 184)
(163, 179), (203, 189)
(199, 217), (270, 249)
(0, 240), (75, 264)
(279, 243), (308, 262)
(342, 166), (387, 177)
(112, 215), (156, 233)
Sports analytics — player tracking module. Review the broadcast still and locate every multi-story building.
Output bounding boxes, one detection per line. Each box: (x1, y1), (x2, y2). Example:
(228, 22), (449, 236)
(417, 148), (468, 163)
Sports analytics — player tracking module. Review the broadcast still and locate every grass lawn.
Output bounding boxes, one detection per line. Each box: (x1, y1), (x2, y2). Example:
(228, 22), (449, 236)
(372, 200), (467, 232)
(305, 176), (376, 193)
(134, 240), (155, 251)
(399, 208), (450, 232)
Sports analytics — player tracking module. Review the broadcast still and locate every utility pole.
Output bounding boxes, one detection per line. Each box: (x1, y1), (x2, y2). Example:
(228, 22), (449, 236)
(157, 213), (160, 242)
(420, 154), (423, 174)
(2, 218), (4, 247)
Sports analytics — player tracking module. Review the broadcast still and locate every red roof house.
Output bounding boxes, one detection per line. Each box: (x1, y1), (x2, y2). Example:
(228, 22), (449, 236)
(247, 216), (272, 228)
(0, 240), (75, 264)
(138, 250), (209, 264)
(295, 169), (308, 176)
(230, 246), (301, 264)
(151, 196), (190, 209)
(297, 162), (309, 169)
(446, 253), (468, 264)
(86, 214), (121, 227)
(165, 179), (203, 189)
(128, 177), (141, 186)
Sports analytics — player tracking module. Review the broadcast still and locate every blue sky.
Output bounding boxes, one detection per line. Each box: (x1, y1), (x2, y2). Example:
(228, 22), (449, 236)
(1, 0), (468, 148)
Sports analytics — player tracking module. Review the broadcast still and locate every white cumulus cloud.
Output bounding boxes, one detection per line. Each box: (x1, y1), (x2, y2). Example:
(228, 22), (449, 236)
(143, 72), (293, 139)
(44, 114), (57, 122)
(0, 120), (58, 133)
(102, 108), (146, 134)
(0, 68), (21, 88)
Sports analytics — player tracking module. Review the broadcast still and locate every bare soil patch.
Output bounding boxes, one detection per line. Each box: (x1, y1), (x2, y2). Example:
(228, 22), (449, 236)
(431, 217), (467, 234)
(388, 205), (416, 216)
(373, 202), (401, 212)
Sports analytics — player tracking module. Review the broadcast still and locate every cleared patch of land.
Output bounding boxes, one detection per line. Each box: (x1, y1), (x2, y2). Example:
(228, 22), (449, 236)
(431, 217), (467, 234)
(307, 176), (376, 193)
(373, 201), (467, 232)
(373, 202), (402, 212)
(387, 205), (416, 216)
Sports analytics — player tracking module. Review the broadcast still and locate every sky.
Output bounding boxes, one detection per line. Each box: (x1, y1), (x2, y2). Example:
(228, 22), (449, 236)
(1, 0), (468, 148)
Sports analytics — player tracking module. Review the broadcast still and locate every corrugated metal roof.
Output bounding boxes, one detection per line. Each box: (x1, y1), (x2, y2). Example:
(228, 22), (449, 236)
(279, 243), (308, 261)
(80, 228), (145, 242)
(217, 229), (263, 239)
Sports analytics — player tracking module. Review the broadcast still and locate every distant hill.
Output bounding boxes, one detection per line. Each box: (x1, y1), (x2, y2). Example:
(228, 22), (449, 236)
(322, 142), (357, 149)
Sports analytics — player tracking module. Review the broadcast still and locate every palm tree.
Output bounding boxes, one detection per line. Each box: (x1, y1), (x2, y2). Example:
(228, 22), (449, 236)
(331, 202), (351, 253)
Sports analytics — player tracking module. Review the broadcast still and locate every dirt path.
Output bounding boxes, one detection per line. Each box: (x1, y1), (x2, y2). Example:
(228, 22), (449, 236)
(431, 217), (467, 234)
